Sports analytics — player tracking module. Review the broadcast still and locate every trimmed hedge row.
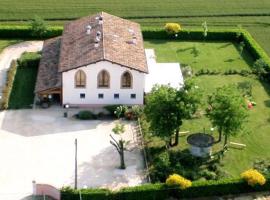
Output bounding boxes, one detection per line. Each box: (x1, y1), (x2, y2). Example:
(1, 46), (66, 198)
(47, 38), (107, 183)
(1, 60), (17, 109)
(0, 25), (62, 39)
(0, 25), (269, 69)
(142, 28), (239, 41)
(241, 30), (270, 67)
(61, 176), (270, 200)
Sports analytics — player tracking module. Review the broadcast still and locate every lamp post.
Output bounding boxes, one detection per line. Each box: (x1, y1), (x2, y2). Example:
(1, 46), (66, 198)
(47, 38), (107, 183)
(64, 104), (69, 118)
(75, 138), (78, 190)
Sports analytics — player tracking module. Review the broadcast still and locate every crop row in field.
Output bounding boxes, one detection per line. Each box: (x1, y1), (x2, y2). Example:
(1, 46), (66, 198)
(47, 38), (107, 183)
(0, 0), (270, 20)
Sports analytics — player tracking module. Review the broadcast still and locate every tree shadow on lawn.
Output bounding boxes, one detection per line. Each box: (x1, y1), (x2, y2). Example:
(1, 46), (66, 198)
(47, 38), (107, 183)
(217, 42), (231, 49)
(232, 42), (254, 67)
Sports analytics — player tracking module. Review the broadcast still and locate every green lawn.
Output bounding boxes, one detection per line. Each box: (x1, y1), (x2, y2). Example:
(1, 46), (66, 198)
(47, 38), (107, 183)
(144, 40), (254, 73)
(8, 66), (38, 109)
(8, 53), (40, 109)
(144, 40), (270, 178)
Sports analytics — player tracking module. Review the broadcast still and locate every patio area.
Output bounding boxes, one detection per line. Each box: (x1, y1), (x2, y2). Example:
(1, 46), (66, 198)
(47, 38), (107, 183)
(0, 108), (146, 200)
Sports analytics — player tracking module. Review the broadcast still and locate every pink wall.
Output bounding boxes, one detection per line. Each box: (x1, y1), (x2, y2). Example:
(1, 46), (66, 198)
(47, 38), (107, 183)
(35, 184), (61, 200)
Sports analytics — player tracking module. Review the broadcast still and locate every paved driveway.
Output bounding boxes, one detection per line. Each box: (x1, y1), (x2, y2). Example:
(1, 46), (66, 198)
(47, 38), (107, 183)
(0, 108), (145, 200)
(0, 41), (43, 97)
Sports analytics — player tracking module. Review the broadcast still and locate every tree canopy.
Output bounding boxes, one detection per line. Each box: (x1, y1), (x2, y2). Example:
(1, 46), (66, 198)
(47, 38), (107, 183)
(30, 15), (47, 38)
(144, 80), (202, 146)
(207, 84), (248, 148)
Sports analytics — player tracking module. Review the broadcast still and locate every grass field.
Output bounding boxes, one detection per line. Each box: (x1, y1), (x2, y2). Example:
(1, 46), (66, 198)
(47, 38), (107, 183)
(0, 0), (270, 55)
(144, 40), (254, 73)
(8, 53), (40, 109)
(144, 40), (270, 178)
(8, 66), (38, 109)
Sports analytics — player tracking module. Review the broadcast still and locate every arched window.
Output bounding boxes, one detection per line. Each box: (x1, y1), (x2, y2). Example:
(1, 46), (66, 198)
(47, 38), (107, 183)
(97, 70), (110, 88)
(75, 70), (86, 88)
(121, 71), (132, 88)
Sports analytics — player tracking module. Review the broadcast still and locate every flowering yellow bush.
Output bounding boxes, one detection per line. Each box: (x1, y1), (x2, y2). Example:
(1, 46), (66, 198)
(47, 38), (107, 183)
(164, 23), (181, 34)
(241, 169), (266, 186)
(166, 174), (192, 190)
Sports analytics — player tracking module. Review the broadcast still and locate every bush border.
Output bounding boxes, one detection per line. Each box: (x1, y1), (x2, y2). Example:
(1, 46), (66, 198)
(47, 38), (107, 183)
(61, 176), (270, 200)
(1, 60), (17, 109)
(0, 25), (268, 66)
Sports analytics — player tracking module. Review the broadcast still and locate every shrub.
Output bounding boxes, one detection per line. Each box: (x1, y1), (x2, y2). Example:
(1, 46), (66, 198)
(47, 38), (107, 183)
(253, 159), (270, 176)
(166, 174), (192, 189)
(104, 104), (122, 116)
(164, 23), (181, 35)
(253, 58), (269, 78)
(114, 105), (128, 119)
(151, 151), (171, 181)
(30, 16), (47, 38)
(130, 105), (144, 119)
(77, 110), (96, 120)
(241, 169), (266, 187)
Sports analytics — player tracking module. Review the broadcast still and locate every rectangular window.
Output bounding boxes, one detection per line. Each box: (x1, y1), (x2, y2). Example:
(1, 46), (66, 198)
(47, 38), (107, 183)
(130, 94), (136, 99)
(114, 93), (119, 99)
(80, 93), (85, 99)
(98, 93), (104, 99)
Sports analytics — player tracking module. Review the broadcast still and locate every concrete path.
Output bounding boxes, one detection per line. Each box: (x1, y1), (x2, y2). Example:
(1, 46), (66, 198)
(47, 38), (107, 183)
(145, 49), (184, 93)
(0, 108), (146, 200)
(0, 41), (43, 97)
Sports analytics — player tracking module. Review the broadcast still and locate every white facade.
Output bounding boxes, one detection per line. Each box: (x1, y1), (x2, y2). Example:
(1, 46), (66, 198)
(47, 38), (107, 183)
(62, 61), (145, 106)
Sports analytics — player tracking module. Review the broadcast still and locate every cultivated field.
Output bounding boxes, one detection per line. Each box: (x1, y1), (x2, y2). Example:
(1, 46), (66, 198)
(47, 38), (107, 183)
(0, 0), (270, 55)
(0, 0), (269, 20)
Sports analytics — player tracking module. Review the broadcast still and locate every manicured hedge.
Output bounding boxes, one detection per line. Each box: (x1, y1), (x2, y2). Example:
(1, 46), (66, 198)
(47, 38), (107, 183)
(0, 26), (269, 70)
(61, 176), (270, 200)
(17, 52), (41, 68)
(142, 28), (239, 41)
(0, 25), (62, 39)
(1, 60), (17, 109)
(241, 30), (270, 68)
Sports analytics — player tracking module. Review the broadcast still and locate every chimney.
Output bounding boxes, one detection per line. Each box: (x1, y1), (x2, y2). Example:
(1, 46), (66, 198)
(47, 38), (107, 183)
(98, 16), (103, 25)
(94, 41), (99, 48)
(86, 25), (91, 35)
(132, 36), (137, 44)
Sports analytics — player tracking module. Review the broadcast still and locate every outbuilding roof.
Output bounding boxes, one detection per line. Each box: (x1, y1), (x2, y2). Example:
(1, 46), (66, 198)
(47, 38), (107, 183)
(35, 37), (62, 93)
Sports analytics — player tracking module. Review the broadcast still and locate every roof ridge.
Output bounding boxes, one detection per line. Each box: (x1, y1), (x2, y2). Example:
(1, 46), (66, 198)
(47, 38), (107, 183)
(101, 12), (106, 61)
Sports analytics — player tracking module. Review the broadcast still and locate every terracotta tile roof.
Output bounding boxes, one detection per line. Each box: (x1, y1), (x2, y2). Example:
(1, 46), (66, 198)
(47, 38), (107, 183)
(58, 12), (148, 73)
(35, 37), (62, 93)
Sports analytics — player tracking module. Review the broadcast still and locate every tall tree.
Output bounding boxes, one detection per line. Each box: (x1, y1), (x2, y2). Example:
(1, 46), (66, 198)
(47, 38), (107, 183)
(207, 85), (248, 149)
(144, 80), (201, 147)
